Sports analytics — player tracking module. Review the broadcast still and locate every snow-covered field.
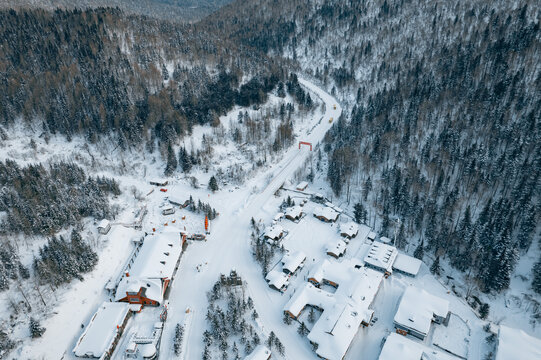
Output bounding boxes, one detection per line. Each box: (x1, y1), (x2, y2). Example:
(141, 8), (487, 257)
(1, 78), (539, 360)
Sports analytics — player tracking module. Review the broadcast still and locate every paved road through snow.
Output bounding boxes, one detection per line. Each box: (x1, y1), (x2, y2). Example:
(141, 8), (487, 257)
(160, 78), (342, 359)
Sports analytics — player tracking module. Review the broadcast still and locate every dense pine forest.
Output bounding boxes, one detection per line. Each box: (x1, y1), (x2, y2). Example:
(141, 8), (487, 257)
(0, 8), (283, 149)
(204, 0), (540, 293)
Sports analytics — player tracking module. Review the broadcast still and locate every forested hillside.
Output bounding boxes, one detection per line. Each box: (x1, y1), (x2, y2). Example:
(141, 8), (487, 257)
(206, 0), (541, 293)
(0, 7), (283, 150)
(0, 0), (233, 22)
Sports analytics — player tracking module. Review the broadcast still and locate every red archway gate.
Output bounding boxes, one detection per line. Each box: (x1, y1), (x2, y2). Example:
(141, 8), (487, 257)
(298, 141), (312, 151)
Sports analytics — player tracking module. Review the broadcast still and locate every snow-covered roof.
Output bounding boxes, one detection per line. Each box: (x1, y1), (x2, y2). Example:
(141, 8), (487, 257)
(98, 219), (110, 229)
(326, 239), (347, 257)
(307, 266), (383, 360)
(363, 241), (398, 273)
(349, 267), (384, 323)
(245, 345), (271, 360)
(392, 253), (422, 276)
(115, 277), (163, 303)
(288, 261), (383, 360)
(273, 212), (284, 221)
(264, 224), (284, 240)
(379, 332), (423, 360)
(150, 178), (167, 184)
(73, 302), (130, 358)
(296, 181), (308, 190)
(380, 236), (392, 244)
(394, 286), (450, 338)
(168, 195), (185, 206)
(339, 222), (359, 238)
(313, 206), (339, 221)
(367, 231), (377, 240)
(496, 325), (541, 360)
(282, 251), (306, 274)
(127, 232), (182, 280)
(307, 302), (362, 360)
(284, 283), (335, 318)
(284, 205), (303, 219)
(265, 270), (289, 291)
(379, 332), (460, 360)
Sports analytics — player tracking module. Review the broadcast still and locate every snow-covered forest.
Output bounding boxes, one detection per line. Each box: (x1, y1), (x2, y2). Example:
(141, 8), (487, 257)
(0, 0), (539, 358)
(204, 0), (541, 294)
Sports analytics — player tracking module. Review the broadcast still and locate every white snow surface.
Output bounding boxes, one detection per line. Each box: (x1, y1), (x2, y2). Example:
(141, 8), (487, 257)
(72, 302), (130, 357)
(244, 344), (271, 360)
(496, 325), (541, 360)
(4, 77), (540, 360)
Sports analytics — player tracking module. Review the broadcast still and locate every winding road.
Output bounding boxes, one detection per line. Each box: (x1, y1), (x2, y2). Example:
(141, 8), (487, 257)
(160, 78), (342, 359)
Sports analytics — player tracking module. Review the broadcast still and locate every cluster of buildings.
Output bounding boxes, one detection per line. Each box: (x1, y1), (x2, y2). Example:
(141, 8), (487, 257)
(284, 258), (383, 360)
(262, 188), (454, 360)
(266, 251), (307, 292)
(73, 230), (185, 360)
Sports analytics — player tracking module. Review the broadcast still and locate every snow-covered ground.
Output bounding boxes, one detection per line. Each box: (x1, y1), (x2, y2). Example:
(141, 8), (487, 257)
(1, 77), (539, 360)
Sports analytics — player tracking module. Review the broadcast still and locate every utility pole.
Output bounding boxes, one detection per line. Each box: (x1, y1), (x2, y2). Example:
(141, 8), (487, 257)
(394, 218), (401, 247)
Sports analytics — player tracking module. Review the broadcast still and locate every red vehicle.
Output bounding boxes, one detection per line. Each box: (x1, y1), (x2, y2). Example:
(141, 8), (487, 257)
(160, 188), (168, 192)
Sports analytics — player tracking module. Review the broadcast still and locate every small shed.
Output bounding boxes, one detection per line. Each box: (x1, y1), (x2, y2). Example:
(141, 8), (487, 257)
(296, 181), (309, 191)
(367, 231), (377, 241)
(98, 219), (111, 235)
(162, 206), (175, 215)
(149, 178), (168, 186)
(168, 196), (186, 207)
(380, 236), (392, 244)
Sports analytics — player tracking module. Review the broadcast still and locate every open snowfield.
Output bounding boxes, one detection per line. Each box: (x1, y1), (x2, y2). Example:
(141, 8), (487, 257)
(1, 78), (539, 360)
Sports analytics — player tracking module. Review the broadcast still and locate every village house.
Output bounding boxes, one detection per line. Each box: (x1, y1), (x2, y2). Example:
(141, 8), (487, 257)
(265, 269), (289, 293)
(296, 181), (309, 191)
(115, 232), (183, 306)
(363, 241), (398, 277)
(284, 205), (303, 221)
(263, 224), (284, 243)
(73, 302), (131, 359)
(97, 219), (111, 235)
(326, 239), (347, 258)
(392, 253), (422, 277)
(313, 206), (340, 222)
(339, 222), (359, 239)
(367, 231), (377, 242)
(281, 251), (306, 275)
(393, 286), (450, 340)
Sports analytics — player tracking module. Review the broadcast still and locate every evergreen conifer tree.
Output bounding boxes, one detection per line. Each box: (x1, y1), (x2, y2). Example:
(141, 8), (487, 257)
(208, 176), (219, 192)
